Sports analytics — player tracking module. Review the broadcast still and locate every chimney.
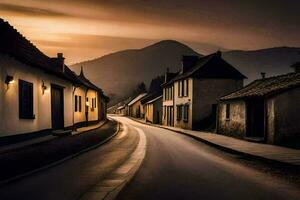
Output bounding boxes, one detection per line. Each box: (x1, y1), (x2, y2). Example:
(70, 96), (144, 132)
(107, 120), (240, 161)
(261, 72), (266, 79)
(216, 50), (222, 57)
(165, 67), (170, 83)
(57, 53), (65, 72)
(181, 55), (198, 74)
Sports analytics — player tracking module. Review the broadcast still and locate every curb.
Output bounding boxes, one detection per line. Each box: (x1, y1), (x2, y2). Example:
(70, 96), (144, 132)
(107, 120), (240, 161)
(73, 119), (109, 135)
(129, 117), (300, 169)
(0, 120), (121, 186)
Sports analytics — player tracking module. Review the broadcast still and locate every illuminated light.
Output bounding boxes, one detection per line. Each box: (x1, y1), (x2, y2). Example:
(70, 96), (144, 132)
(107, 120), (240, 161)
(42, 81), (48, 95)
(86, 101), (90, 106)
(5, 75), (14, 85)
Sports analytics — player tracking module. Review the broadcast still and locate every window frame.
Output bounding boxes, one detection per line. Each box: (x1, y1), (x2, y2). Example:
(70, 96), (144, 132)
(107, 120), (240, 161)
(19, 79), (34, 119)
(183, 104), (189, 122)
(225, 103), (230, 120)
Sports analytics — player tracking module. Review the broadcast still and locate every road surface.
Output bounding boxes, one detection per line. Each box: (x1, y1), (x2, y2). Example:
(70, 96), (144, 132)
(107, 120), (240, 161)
(0, 120), (139, 200)
(112, 116), (300, 200)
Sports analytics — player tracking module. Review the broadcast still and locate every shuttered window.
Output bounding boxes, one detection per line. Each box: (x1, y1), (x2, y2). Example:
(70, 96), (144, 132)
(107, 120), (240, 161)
(225, 104), (230, 120)
(19, 80), (34, 119)
(75, 95), (78, 112)
(79, 96), (82, 112)
(176, 105), (182, 120)
(183, 104), (189, 122)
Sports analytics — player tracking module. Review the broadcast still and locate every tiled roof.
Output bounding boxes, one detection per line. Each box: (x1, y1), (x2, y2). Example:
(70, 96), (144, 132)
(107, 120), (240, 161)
(0, 18), (79, 84)
(220, 72), (300, 100)
(128, 93), (147, 106)
(76, 68), (109, 101)
(165, 52), (246, 86)
(140, 91), (162, 105)
(144, 95), (162, 104)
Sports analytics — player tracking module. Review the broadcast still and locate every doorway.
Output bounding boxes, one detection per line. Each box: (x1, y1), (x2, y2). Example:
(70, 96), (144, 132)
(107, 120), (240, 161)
(246, 97), (265, 138)
(51, 84), (64, 130)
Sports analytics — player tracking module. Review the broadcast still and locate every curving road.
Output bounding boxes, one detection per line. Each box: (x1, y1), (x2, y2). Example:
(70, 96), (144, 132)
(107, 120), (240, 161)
(112, 116), (300, 200)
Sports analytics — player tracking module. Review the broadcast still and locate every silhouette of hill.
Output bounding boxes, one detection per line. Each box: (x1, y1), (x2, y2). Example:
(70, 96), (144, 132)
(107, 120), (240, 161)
(70, 40), (300, 105)
(70, 40), (200, 104)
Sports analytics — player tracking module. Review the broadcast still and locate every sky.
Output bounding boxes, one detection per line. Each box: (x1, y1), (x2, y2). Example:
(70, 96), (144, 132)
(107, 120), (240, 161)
(0, 0), (299, 64)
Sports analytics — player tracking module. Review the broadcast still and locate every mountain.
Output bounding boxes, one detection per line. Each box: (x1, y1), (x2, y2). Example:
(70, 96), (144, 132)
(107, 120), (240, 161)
(223, 47), (300, 83)
(70, 40), (300, 105)
(70, 40), (201, 105)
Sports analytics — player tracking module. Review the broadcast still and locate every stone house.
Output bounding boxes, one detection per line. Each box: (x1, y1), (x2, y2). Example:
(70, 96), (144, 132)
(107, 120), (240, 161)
(162, 52), (246, 130)
(0, 19), (108, 141)
(128, 93), (147, 118)
(217, 70), (300, 144)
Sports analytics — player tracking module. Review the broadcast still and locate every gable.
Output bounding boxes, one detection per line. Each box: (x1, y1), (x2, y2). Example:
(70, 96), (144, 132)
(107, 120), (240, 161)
(193, 56), (247, 79)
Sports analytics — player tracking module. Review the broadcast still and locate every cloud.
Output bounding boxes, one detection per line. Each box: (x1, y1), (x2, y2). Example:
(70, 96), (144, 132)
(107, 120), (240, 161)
(0, 3), (71, 17)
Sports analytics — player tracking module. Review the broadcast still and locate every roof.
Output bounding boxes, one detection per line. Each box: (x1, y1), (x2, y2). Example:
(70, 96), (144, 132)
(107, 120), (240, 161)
(0, 18), (80, 84)
(77, 66), (101, 91)
(145, 95), (162, 104)
(141, 91), (162, 105)
(128, 93), (147, 106)
(117, 105), (125, 110)
(220, 72), (300, 100)
(163, 52), (246, 86)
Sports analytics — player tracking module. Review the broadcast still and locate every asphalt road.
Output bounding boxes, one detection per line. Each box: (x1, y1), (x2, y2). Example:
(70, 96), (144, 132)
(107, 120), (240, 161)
(0, 120), (139, 200)
(113, 116), (300, 200)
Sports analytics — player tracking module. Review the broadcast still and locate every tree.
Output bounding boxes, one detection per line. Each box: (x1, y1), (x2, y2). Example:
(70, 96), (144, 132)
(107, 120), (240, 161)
(134, 82), (147, 95)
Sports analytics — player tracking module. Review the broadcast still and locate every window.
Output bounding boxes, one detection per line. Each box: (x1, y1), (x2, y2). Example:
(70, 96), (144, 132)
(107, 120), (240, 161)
(19, 80), (34, 119)
(75, 95), (78, 112)
(181, 80), (185, 97)
(178, 81), (181, 97)
(183, 104), (189, 122)
(94, 97), (97, 108)
(176, 105), (182, 120)
(163, 106), (166, 119)
(185, 79), (189, 97)
(79, 96), (82, 112)
(225, 104), (230, 120)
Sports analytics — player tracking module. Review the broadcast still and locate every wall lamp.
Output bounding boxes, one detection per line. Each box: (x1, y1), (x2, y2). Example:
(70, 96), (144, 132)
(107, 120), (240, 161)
(5, 75), (14, 85)
(42, 81), (48, 95)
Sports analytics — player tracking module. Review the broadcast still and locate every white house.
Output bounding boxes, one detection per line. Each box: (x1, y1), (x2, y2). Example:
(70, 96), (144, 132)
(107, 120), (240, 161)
(0, 19), (108, 141)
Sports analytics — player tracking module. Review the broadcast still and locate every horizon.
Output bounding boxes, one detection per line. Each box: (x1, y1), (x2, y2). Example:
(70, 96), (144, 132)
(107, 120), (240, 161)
(1, 0), (299, 65)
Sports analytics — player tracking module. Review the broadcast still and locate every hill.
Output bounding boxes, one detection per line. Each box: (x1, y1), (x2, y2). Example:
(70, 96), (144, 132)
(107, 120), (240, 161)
(70, 40), (300, 105)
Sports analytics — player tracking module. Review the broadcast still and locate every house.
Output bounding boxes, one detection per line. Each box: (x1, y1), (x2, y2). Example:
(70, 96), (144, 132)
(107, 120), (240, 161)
(217, 70), (300, 145)
(73, 67), (109, 128)
(161, 71), (178, 126)
(116, 105), (126, 115)
(162, 52), (246, 130)
(141, 75), (164, 124)
(128, 93), (147, 118)
(144, 95), (163, 124)
(0, 19), (108, 140)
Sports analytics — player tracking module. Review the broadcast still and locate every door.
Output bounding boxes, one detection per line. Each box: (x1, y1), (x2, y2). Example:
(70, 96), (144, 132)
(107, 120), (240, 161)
(246, 98), (265, 138)
(51, 85), (64, 130)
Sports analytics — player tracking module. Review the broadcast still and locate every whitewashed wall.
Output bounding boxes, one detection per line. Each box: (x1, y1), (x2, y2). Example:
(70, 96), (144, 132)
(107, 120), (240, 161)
(74, 86), (86, 124)
(87, 89), (99, 121)
(0, 54), (74, 137)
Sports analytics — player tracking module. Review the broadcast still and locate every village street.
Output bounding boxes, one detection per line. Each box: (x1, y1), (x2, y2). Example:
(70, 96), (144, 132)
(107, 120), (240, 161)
(0, 116), (299, 200)
(112, 116), (300, 200)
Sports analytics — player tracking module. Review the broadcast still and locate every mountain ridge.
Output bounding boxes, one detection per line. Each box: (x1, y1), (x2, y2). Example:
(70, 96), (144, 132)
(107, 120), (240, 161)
(70, 40), (300, 105)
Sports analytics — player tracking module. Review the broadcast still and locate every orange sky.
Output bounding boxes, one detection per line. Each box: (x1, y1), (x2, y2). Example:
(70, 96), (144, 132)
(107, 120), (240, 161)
(1, 0), (299, 65)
